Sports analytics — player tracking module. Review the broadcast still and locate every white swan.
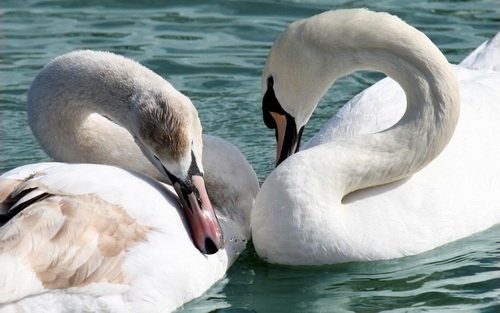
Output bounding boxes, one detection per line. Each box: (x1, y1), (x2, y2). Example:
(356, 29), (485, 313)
(0, 51), (259, 312)
(252, 9), (500, 265)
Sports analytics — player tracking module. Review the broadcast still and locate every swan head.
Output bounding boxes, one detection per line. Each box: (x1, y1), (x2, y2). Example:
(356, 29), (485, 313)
(131, 93), (224, 255)
(262, 12), (350, 166)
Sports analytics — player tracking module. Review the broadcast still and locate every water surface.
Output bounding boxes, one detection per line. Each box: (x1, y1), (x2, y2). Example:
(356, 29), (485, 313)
(1, 0), (499, 312)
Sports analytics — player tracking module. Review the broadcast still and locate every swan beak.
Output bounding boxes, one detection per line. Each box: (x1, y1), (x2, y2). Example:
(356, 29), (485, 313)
(271, 112), (304, 166)
(173, 175), (224, 255)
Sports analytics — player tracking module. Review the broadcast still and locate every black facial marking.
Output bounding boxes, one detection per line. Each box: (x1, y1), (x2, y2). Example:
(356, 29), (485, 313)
(262, 76), (287, 129)
(262, 76), (305, 165)
(155, 152), (202, 204)
(188, 151), (203, 208)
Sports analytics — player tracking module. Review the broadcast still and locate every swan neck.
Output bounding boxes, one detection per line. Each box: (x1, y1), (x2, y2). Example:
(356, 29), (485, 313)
(287, 10), (460, 196)
(26, 51), (172, 179)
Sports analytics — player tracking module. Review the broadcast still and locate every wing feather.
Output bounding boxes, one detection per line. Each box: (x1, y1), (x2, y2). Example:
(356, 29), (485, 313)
(0, 169), (152, 302)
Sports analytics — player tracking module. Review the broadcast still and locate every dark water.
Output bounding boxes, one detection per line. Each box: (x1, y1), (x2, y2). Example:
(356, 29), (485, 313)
(1, 0), (499, 312)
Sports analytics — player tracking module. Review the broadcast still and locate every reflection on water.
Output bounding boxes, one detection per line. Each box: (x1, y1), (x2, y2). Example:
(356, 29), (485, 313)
(1, 0), (499, 312)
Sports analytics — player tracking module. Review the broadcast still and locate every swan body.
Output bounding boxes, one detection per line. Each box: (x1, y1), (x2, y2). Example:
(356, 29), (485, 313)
(252, 9), (500, 265)
(0, 144), (258, 312)
(0, 51), (259, 311)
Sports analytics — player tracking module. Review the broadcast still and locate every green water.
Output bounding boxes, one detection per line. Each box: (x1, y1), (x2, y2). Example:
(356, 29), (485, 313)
(1, 0), (499, 312)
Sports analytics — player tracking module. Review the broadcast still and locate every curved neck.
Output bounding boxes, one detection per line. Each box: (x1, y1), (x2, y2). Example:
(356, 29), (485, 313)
(275, 9), (460, 197)
(338, 46), (459, 196)
(28, 93), (164, 182)
(27, 51), (179, 181)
